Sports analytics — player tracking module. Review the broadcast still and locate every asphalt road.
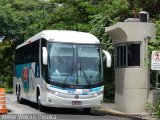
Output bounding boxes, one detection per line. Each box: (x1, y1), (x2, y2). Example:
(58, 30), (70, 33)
(3, 94), (139, 120)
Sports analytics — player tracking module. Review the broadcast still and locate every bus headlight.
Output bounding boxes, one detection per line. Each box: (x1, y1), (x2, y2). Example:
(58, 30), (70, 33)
(47, 88), (58, 94)
(93, 91), (103, 96)
(54, 92), (58, 95)
(97, 90), (103, 95)
(45, 84), (58, 94)
(93, 93), (98, 97)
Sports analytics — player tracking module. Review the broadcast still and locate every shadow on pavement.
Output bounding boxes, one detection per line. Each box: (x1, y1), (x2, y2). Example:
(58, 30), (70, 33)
(13, 99), (141, 120)
(20, 99), (106, 116)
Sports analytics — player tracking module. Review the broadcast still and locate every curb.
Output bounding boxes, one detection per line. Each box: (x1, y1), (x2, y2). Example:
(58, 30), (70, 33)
(97, 108), (158, 120)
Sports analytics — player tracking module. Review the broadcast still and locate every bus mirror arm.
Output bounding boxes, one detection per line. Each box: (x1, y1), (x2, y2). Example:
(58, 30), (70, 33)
(42, 47), (48, 65)
(102, 50), (111, 68)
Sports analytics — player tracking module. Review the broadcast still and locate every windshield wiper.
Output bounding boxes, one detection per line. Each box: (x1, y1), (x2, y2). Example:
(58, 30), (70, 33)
(80, 63), (91, 86)
(63, 73), (75, 87)
(62, 73), (70, 86)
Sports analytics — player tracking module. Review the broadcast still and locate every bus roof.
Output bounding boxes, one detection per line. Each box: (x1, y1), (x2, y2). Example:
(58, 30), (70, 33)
(16, 30), (100, 49)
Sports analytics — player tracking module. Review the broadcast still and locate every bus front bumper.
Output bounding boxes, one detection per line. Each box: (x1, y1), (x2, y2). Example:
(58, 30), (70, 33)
(42, 92), (103, 108)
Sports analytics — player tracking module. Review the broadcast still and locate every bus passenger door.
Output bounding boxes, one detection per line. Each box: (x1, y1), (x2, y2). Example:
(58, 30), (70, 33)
(29, 62), (40, 101)
(29, 63), (36, 100)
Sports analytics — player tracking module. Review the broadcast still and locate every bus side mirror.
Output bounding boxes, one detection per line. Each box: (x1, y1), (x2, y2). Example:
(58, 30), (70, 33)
(42, 47), (48, 65)
(102, 50), (111, 68)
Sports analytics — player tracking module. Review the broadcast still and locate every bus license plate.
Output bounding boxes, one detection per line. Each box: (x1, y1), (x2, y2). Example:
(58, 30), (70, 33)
(72, 101), (81, 105)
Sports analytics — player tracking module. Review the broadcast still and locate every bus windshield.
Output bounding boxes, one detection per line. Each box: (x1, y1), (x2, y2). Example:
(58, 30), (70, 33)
(48, 43), (102, 88)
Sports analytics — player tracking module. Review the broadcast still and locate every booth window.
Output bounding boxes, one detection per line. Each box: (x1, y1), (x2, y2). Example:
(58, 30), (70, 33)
(115, 43), (140, 68)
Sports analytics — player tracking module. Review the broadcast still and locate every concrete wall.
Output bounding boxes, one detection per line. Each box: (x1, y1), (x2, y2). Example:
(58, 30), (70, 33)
(115, 68), (149, 113)
(105, 22), (155, 113)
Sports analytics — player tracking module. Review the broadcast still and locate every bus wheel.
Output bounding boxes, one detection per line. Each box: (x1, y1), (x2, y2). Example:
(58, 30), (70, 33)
(17, 87), (23, 104)
(83, 108), (91, 114)
(38, 95), (45, 112)
(16, 89), (20, 102)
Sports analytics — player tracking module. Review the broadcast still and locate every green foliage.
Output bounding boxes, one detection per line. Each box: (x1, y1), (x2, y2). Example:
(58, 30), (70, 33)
(149, 20), (160, 52)
(146, 101), (160, 118)
(156, 101), (160, 118)
(127, 0), (160, 19)
(0, 41), (14, 88)
(146, 102), (155, 116)
(90, 0), (130, 43)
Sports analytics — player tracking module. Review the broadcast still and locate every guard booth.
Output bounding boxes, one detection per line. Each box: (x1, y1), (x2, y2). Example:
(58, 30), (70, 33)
(105, 12), (155, 113)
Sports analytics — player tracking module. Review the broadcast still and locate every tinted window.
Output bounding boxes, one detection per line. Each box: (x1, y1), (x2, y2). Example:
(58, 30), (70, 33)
(15, 40), (39, 64)
(115, 43), (141, 68)
(128, 44), (140, 66)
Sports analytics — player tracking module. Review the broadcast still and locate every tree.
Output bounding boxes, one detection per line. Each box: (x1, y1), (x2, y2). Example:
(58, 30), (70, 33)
(0, 0), (42, 88)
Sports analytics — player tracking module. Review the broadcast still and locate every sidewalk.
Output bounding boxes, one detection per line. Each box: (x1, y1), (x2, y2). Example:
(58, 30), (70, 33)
(98, 103), (158, 120)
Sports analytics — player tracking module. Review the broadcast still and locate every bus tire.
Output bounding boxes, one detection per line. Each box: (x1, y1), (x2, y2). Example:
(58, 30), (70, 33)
(16, 85), (18, 95)
(37, 91), (45, 112)
(17, 86), (24, 104)
(83, 108), (91, 114)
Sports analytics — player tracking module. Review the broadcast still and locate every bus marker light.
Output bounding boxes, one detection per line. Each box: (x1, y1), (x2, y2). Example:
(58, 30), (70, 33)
(93, 93), (98, 97)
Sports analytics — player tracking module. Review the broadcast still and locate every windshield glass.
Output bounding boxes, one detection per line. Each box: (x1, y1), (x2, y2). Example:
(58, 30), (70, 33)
(48, 43), (102, 88)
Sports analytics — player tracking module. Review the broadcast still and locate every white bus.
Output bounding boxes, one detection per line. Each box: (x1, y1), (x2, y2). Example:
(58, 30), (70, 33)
(13, 30), (111, 113)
